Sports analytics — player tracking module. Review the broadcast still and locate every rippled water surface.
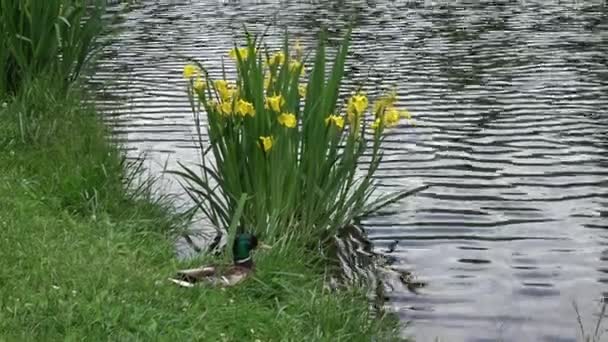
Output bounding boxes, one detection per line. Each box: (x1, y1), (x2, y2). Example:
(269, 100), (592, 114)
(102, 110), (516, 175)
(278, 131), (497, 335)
(93, 1), (608, 341)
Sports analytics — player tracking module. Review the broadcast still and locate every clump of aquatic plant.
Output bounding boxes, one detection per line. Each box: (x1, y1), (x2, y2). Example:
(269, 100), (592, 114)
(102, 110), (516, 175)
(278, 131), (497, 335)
(0, 0), (103, 95)
(175, 30), (412, 243)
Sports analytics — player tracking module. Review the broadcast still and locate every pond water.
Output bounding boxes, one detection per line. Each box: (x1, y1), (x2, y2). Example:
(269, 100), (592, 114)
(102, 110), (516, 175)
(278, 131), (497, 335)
(93, 1), (608, 341)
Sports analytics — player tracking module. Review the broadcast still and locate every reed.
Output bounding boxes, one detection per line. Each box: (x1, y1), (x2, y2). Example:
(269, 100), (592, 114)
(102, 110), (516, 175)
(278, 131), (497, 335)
(0, 0), (102, 95)
(174, 29), (413, 244)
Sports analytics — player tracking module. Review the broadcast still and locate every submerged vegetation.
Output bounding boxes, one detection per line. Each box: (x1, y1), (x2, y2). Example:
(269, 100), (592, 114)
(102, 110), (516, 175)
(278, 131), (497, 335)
(0, 0), (403, 340)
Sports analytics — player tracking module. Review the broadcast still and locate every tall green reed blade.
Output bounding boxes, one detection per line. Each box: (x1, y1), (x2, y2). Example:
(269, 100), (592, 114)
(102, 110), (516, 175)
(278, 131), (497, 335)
(224, 194), (248, 263)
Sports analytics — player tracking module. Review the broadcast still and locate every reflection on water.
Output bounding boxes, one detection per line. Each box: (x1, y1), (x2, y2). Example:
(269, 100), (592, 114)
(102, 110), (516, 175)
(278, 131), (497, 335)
(92, 1), (608, 341)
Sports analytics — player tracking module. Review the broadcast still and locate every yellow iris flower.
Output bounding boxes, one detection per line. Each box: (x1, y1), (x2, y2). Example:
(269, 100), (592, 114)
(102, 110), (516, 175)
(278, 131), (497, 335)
(229, 47), (249, 60)
(325, 115), (345, 130)
(216, 101), (232, 116)
(374, 91), (397, 114)
(384, 107), (400, 127)
(347, 106), (360, 126)
(346, 92), (368, 123)
(351, 93), (368, 114)
(259, 136), (273, 152)
(298, 84), (306, 98)
(214, 80), (234, 100)
(278, 112), (297, 128)
(347, 98), (356, 116)
(237, 99), (255, 117)
(183, 64), (199, 79)
(267, 51), (285, 67)
(370, 106), (412, 131)
(266, 94), (285, 112)
(193, 77), (206, 93)
(346, 92), (369, 129)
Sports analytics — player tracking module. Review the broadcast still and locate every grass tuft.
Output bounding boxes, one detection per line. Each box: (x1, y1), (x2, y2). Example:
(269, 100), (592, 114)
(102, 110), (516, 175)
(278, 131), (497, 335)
(0, 78), (175, 230)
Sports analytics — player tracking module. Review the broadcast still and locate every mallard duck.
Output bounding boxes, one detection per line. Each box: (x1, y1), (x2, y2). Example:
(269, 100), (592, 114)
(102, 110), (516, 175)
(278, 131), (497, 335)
(169, 233), (264, 288)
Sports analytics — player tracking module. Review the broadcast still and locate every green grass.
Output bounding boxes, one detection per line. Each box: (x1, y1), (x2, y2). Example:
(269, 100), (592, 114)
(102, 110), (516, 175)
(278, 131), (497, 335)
(0, 79), (401, 340)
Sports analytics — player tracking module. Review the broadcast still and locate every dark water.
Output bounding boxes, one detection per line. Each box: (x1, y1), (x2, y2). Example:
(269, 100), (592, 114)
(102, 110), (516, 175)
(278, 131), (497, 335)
(92, 1), (608, 341)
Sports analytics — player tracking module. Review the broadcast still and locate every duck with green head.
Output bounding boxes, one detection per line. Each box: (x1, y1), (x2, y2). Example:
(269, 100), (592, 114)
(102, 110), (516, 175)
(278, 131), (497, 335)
(169, 233), (264, 287)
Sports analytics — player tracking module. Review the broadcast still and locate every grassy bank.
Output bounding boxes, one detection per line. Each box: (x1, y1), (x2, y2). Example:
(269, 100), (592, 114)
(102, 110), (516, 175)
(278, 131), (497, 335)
(0, 81), (401, 340)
